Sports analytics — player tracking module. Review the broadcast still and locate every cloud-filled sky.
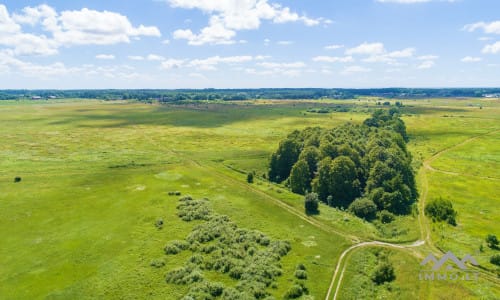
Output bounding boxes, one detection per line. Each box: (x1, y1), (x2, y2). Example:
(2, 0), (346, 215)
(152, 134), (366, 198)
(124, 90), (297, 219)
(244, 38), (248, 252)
(0, 0), (499, 88)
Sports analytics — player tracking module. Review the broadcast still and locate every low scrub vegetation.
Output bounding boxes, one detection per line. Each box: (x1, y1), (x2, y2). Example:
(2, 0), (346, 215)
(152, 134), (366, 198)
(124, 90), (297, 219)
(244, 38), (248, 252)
(162, 196), (307, 299)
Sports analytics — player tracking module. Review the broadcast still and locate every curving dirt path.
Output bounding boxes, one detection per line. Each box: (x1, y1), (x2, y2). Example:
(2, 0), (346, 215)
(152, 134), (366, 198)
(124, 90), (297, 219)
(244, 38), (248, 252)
(326, 240), (425, 300)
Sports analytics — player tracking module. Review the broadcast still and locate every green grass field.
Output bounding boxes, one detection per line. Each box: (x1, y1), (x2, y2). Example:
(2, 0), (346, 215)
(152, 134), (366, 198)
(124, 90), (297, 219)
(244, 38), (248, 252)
(1, 98), (499, 299)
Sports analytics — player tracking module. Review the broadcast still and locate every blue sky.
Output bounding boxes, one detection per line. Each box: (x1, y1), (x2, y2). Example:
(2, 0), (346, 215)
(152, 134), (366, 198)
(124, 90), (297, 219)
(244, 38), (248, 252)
(0, 0), (499, 88)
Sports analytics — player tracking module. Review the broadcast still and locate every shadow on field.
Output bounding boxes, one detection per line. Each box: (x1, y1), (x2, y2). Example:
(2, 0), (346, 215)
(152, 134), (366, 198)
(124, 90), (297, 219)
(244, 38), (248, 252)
(48, 103), (314, 129)
(401, 106), (469, 115)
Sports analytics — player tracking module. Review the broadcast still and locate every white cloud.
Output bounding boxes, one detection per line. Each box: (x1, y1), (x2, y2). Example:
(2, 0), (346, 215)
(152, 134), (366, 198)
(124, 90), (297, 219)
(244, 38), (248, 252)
(417, 55), (439, 60)
(387, 47), (415, 58)
(478, 36), (493, 41)
(96, 54), (115, 60)
(147, 54), (165, 61)
(0, 4), (161, 56)
(258, 61), (306, 69)
(324, 44), (344, 50)
(353, 46), (415, 64)
(128, 55), (145, 61)
(54, 8), (161, 45)
(162, 39), (170, 44)
(168, 0), (326, 45)
(312, 56), (354, 63)
(160, 58), (185, 70)
(460, 56), (482, 62)
(188, 55), (253, 70)
(464, 21), (500, 35)
(173, 16), (236, 45)
(417, 60), (435, 69)
(255, 55), (271, 60)
(346, 42), (385, 55)
(482, 41), (500, 54)
(277, 40), (293, 45)
(342, 65), (371, 74)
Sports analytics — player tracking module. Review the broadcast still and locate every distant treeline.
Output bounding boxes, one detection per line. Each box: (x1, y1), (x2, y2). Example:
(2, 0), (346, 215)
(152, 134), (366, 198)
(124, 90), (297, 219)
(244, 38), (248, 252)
(1, 88), (499, 101)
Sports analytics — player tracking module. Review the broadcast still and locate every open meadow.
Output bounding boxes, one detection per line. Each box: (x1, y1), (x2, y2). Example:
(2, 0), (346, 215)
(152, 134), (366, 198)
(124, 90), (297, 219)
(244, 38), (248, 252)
(0, 98), (499, 299)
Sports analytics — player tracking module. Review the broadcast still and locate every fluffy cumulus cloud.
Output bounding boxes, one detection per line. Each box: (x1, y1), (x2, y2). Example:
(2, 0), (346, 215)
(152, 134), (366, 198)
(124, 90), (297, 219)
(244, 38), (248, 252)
(168, 0), (328, 45)
(344, 42), (417, 65)
(482, 41), (500, 54)
(0, 4), (161, 56)
(346, 42), (385, 55)
(463, 21), (500, 35)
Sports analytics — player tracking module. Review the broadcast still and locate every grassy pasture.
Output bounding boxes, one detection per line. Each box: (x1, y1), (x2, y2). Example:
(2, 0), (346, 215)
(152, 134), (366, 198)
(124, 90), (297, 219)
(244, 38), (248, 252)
(0, 98), (499, 299)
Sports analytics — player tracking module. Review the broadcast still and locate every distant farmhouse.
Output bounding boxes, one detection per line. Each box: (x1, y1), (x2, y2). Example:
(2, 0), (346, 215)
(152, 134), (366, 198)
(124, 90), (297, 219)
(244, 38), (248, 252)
(31, 96), (42, 100)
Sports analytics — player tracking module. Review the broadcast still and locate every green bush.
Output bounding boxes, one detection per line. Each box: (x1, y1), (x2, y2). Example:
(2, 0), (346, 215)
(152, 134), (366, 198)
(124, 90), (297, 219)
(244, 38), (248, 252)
(304, 192), (319, 215)
(164, 240), (189, 255)
(486, 234), (499, 249)
(150, 259), (165, 268)
(247, 172), (254, 183)
(348, 198), (377, 220)
(378, 210), (395, 223)
(284, 284), (303, 299)
(425, 197), (457, 226)
(294, 270), (307, 280)
(491, 254), (500, 266)
(372, 262), (396, 285)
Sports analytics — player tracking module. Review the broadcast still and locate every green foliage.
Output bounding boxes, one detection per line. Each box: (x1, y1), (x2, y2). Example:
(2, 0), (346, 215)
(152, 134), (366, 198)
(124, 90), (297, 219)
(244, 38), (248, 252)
(165, 240), (189, 255)
(290, 159), (311, 194)
(268, 110), (416, 218)
(372, 261), (396, 285)
(284, 284), (304, 299)
(164, 196), (298, 299)
(294, 270), (308, 280)
(377, 210), (395, 224)
(486, 234), (499, 249)
(247, 172), (254, 183)
(150, 259), (165, 268)
(268, 137), (301, 183)
(425, 197), (457, 226)
(177, 196), (212, 221)
(304, 192), (319, 215)
(349, 198), (377, 221)
(491, 254), (500, 266)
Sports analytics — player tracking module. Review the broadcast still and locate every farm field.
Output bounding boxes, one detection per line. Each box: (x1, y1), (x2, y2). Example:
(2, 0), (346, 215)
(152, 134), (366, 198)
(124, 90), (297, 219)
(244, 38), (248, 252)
(0, 98), (499, 299)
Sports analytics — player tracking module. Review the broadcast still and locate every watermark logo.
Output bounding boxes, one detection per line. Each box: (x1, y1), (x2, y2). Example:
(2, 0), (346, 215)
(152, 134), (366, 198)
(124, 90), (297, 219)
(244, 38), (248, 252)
(419, 251), (479, 281)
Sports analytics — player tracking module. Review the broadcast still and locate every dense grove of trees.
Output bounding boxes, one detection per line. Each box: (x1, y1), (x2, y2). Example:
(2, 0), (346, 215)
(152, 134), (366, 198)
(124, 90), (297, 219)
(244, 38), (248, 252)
(2, 88), (499, 101)
(269, 109), (417, 217)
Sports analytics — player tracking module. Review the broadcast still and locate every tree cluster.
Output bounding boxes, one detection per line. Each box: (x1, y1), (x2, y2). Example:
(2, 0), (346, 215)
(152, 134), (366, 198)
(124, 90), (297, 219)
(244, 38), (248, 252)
(269, 110), (417, 217)
(424, 197), (457, 226)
